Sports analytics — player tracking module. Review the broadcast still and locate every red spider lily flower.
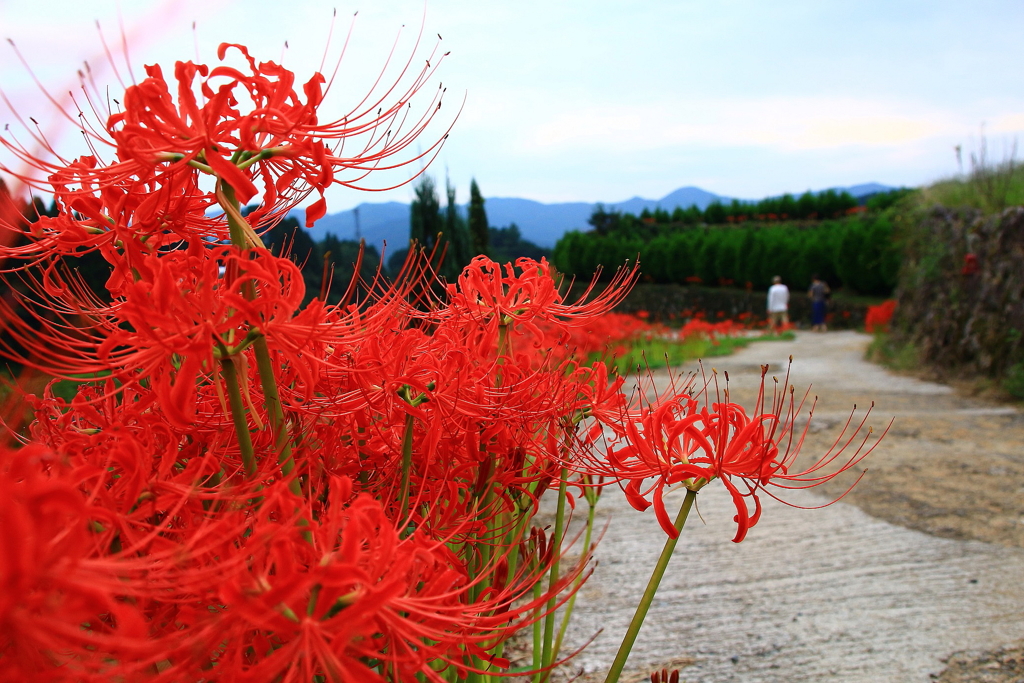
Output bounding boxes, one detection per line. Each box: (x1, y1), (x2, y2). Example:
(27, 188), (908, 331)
(961, 252), (980, 275)
(0, 441), (186, 681)
(603, 366), (888, 542)
(0, 243), (411, 421)
(205, 482), (543, 682)
(1, 40), (452, 240)
(444, 256), (637, 331)
(299, 308), (614, 530)
(0, 39), (453, 292)
(865, 299), (897, 333)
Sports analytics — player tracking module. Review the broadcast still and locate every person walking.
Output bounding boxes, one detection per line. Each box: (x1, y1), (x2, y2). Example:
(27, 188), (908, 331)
(767, 275), (789, 333)
(808, 274), (831, 332)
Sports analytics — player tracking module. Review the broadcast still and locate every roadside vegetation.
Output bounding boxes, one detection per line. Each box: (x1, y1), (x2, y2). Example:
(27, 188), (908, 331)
(870, 144), (1024, 401)
(916, 139), (1024, 214)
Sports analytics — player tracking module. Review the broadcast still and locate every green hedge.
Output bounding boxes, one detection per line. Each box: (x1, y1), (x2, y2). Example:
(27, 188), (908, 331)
(553, 213), (901, 297)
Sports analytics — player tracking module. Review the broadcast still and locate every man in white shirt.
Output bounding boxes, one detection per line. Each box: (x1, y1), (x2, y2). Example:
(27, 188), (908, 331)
(767, 275), (789, 332)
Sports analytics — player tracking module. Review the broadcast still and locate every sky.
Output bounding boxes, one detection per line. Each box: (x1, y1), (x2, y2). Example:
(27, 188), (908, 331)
(2, 0), (1024, 211)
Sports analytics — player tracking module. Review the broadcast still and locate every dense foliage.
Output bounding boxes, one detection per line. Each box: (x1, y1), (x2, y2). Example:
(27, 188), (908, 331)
(607, 188), (879, 229)
(553, 194), (907, 296)
(487, 223), (549, 263)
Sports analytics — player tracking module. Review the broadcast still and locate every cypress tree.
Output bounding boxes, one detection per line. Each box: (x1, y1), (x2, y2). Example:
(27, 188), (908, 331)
(410, 174), (442, 253)
(445, 177), (472, 277)
(468, 178), (489, 256)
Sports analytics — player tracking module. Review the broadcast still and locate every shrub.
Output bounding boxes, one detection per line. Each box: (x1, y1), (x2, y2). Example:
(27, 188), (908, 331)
(1004, 362), (1024, 399)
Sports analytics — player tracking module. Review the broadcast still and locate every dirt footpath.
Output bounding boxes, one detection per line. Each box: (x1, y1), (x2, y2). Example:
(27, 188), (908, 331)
(545, 330), (1024, 683)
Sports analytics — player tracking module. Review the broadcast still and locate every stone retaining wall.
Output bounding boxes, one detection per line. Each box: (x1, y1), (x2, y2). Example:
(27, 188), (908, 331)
(893, 205), (1024, 377)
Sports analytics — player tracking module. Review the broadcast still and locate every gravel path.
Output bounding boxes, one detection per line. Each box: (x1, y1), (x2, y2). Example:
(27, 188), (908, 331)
(546, 330), (1024, 682)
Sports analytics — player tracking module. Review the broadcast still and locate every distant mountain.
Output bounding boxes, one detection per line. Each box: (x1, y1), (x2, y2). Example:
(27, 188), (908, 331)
(483, 198), (596, 250)
(610, 186), (729, 217)
(300, 183), (893, 253)
(837, 182), (894, 198)
(297, 201), (409, 258)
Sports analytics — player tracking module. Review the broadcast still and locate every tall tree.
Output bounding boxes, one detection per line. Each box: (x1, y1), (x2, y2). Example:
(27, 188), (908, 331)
(410, 174), (443, 254)
(468, 178), (489, 256)
(445, 177), (473, 277)
(410, 174), (469, 281)
(586, 203), (621, 235)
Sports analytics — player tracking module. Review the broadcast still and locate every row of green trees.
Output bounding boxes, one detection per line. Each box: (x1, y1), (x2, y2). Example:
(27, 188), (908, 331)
(553, 211), (902, 296)
(631, 188), (860, 228)
(591, 188), (913, 243)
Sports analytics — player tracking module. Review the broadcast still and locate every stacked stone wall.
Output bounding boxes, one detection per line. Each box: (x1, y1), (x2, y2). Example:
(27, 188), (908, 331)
(893, 206), (1024, 377)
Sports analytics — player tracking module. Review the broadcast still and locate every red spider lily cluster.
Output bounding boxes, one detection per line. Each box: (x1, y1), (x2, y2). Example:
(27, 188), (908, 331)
(0, 38), (882, 683)
(865, 299), (897, 333)
(554, 311), (668, 361)
(556, 312), (747, 365)
(675, 317), (745, 340)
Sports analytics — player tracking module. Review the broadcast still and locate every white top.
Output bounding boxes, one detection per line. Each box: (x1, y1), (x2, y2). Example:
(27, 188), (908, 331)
(767, 283), (789, 312)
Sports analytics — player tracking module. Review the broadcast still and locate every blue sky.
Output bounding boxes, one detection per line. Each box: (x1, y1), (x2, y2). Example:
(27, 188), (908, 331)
(2, 0), (1023, 210)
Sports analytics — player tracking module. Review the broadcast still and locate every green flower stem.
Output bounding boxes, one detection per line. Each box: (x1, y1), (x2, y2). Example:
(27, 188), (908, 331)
(603, 489), (697, 683)
(472, 484), (503, 683)
(537, 468), (569, 682)
(251, 334), (301, 497)
(219, 356), (256, 477)
(218, 181), (259, 248)
(216, 177), (302, 497)
(532, 573), (544, 677)
(496, 321), (509, 386)
(550, 497), (597, 671)
(398, 412), (416, 525)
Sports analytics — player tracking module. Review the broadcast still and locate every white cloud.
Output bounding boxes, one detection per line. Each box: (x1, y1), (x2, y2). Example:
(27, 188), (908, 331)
(518, 96), (976, 155)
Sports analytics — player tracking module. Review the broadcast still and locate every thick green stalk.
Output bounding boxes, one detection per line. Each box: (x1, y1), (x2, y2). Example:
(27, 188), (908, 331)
(495, 321), (509, 386)
(467, 483), (499, 683)
(603, 489), (698, 683)
(531, 577), (544, 677)
(251, 335), (301, 497)
(550, 498), (597, 669)
(217, 178), (301, 495)
(477, 484), (495, 585)
(220, 356), (256, 476)
(537, 469), (569, 682)
(219, 182), (255, 248)
(398, 412), (416, 525)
